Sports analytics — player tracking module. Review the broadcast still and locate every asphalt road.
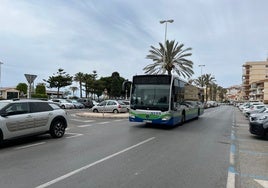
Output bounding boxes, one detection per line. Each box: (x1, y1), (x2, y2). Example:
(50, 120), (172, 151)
(0, 106), (266, 188)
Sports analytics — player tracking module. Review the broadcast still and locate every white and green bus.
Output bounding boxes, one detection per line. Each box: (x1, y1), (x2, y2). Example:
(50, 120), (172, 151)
(127, 74), (204, 126)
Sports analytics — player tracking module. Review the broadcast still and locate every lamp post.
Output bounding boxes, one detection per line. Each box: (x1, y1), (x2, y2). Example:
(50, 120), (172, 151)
(160, 19), (174, 64)
(198, 64), (205, 102)
(198, 64), (205, 76)
(0, 61), (3, 88)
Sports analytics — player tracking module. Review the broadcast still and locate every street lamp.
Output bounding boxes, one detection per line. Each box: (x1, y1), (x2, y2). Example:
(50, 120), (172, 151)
(198, 64), (205, 76)
(198, 64), (205, 102)
(0, 61), (3, 88)
(160, 19), (174, 64)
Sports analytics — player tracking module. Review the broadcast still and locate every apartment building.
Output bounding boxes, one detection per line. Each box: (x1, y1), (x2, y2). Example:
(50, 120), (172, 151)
(226, 85), (242, 101)
(242, 59), (268, 103)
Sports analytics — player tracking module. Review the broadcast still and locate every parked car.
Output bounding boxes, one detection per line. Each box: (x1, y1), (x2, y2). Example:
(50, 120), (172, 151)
(243, 104), (266, 117)
(92, 100), (128, 113)
(204, 101), (218, 108)
(249, 112), (268, 138)
(92, 100), (99, 106)
(118, 100), (130, 111)
(67, 99), (85, 109)
(77, 98), (94, 108)
(239, 101), (263, 111)
(0, 99), (68, 143)
(50, 99), (74, 109)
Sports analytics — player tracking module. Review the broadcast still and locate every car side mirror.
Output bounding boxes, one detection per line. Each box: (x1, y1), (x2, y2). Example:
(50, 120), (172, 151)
(0, 111), (8, 117)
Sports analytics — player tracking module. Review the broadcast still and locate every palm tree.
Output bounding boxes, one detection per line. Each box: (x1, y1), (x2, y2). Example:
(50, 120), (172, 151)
(144, 40), (194, 78)
(217, 86), (227, 102)
(203, 74), (216, 102)
(70, 86), (78, 97)
(83, 73), (94, 98)
(210, 83), (218, 101)
(194, 76), (205, 88)
(74, 72), (84, 98)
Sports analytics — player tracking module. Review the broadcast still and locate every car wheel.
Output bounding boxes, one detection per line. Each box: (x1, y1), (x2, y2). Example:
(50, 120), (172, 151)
(113, 109), (119, 113)
(50, 119), (66, 138)
(61, 105), (65, 109)
(93, 109), (98, 113)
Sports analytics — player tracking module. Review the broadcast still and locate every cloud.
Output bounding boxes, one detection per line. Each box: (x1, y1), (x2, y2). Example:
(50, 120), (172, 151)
(0, 0), (268, 89)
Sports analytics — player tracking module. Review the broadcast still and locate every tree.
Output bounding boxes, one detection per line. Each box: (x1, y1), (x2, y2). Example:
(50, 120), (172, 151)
(70, 86), (78, 97)
(74, 72), (84, 98)
(194, 76), (205, 88)
(35, 83), (46, 94)
(144, 40), (194, 78)
(110, 72), (124, 98)
(82, 73), (94, 98)
(210, 83), (218, 101)
(217, 86), (227, 102)
(32, 83), (47, 99)
(203, 74), (216, 102)
(16, 83), (27, 97)
(43, 68), (73, 98)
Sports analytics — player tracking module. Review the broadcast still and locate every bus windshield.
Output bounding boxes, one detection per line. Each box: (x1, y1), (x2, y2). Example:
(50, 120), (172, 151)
(130, 84), (170, 111)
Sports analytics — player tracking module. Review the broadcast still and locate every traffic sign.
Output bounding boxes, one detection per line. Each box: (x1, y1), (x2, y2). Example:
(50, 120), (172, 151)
(24, 74), (37, 84)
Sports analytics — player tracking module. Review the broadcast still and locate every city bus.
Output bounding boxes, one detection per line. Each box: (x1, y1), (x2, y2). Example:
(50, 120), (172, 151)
(126, 74), (204, 126)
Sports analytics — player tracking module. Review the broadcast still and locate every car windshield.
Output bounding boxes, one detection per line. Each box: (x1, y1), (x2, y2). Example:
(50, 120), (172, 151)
(258, 107), (267, 113)
(0, 101), (11, 110)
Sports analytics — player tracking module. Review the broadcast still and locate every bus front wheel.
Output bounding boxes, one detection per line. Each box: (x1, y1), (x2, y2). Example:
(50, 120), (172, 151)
(180, 113), (185, 126)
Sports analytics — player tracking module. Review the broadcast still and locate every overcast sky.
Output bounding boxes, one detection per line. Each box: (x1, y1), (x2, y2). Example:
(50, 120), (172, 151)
(0, 0), (267, 89)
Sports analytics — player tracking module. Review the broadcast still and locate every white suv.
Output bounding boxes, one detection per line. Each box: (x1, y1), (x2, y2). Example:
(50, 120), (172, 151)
(0, 99), (68, 143)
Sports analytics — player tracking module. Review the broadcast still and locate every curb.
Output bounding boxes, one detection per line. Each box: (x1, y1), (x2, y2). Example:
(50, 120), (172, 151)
(75, 112), (129, 119)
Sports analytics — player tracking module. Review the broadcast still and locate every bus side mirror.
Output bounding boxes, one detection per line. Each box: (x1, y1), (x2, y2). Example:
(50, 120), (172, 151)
(122, 80), (132, 92)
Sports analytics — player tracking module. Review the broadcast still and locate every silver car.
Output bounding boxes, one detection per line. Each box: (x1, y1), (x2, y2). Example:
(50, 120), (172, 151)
(92, 100), (128, 113)
(0, 99), (68, 143)
(249, 112), (268, 138)
(50, 99), (74, 109)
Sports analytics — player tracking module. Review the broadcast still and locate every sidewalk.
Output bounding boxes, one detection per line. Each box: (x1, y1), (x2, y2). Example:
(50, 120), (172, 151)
(75, 112), (129, 119)
(231, 107), (268, 188)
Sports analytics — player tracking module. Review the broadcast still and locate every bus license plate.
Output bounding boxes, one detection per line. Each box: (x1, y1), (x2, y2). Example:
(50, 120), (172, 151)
(144, 120), (152, 123)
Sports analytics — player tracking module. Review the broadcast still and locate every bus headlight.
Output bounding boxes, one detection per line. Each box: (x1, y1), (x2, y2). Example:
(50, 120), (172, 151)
(162, 116), (171, 121)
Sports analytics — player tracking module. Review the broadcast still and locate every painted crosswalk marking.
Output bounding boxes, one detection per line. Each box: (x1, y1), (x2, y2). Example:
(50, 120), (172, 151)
(255, 179), (268, 188)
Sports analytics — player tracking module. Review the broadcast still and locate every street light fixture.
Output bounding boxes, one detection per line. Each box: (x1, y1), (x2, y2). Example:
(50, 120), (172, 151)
(160, 19), (174, 64)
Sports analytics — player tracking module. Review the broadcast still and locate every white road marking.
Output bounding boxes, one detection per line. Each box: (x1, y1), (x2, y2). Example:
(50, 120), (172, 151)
(15, 142), (46, 150)
(65, 133), (83, 138)
(78, 124), (93, 128)
(35, 137), (156, 188)
(97, 121), (109, 125)
(70, 119), (95, 123)
(255, 179), (268, 188)
(113, 119), (124, 122)
(226, 171), (235, 188)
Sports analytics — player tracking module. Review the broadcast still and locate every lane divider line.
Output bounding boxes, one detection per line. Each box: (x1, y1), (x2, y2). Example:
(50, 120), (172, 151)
(77, 124), (93, 128)
(15, 142), (46, 150)
(65, 133), (83, 139)
(35, 137), (156, 188)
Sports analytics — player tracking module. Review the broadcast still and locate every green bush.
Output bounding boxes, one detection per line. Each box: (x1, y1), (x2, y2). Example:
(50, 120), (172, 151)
(31, 94), (48, 100)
